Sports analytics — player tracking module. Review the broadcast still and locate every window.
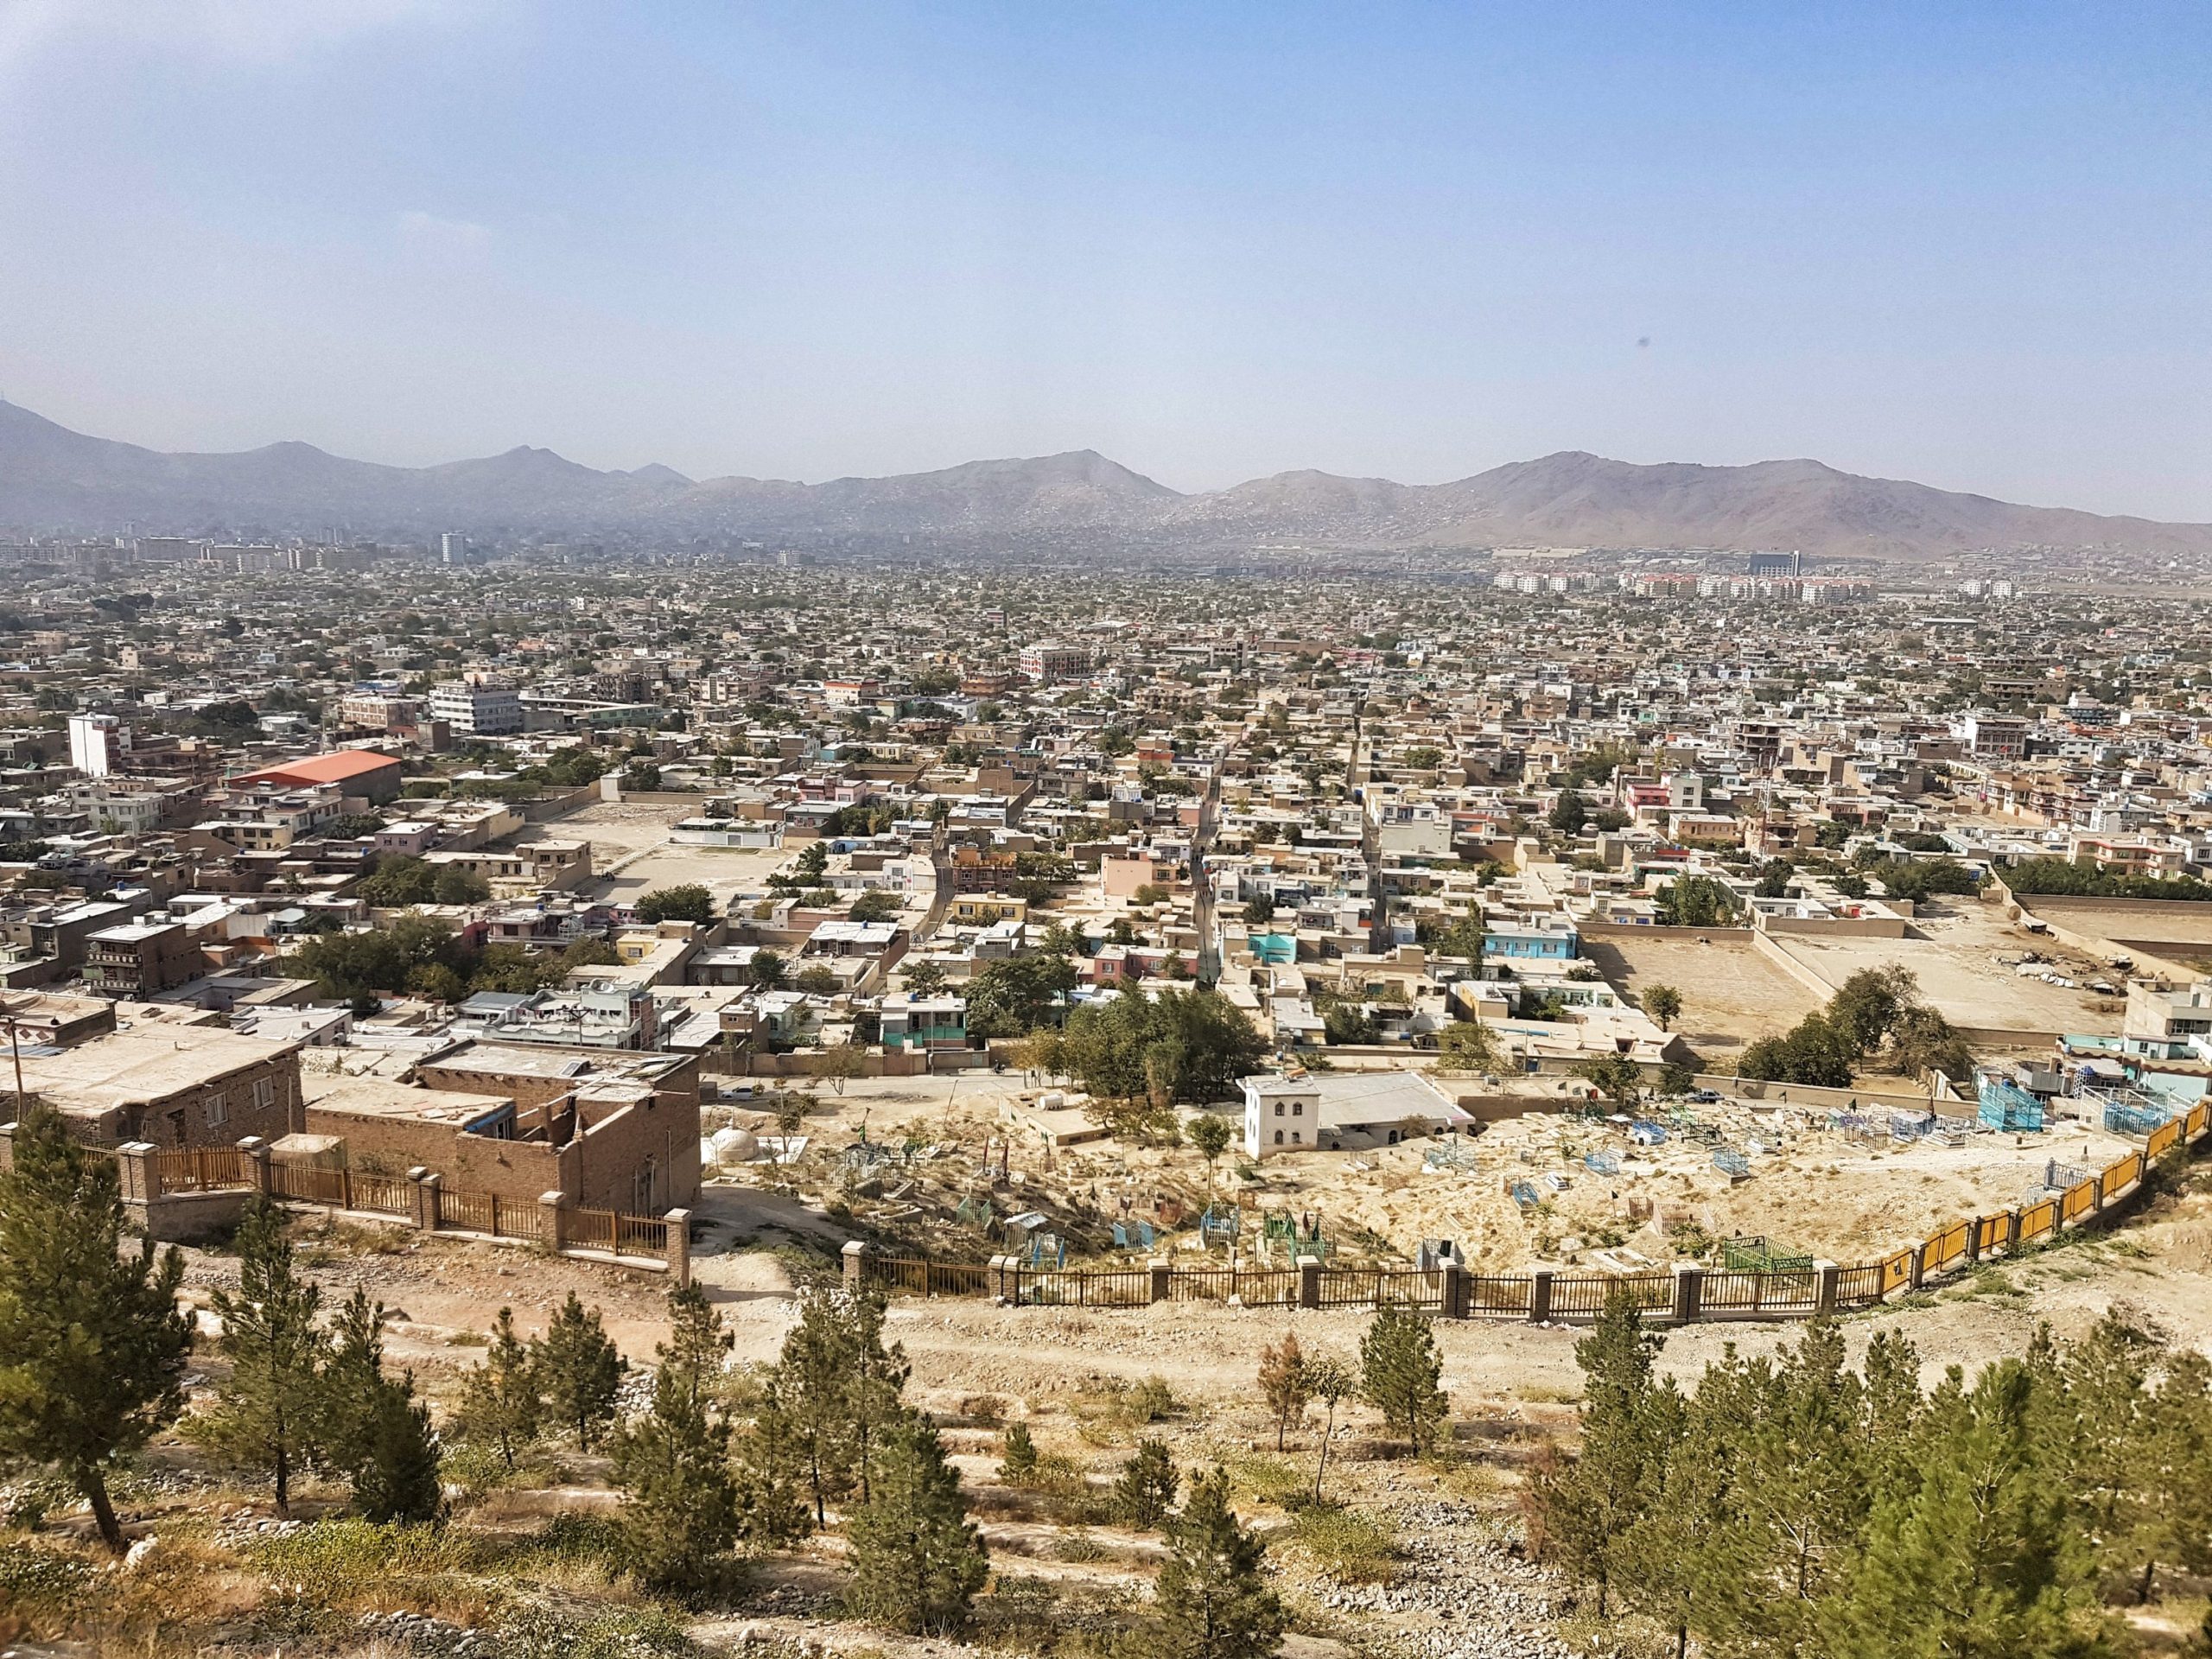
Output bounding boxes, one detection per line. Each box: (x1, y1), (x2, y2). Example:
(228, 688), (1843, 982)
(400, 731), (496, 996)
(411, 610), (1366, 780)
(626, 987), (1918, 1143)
(251, 1077), (276, 1114)
(1292, 1102), (1303, 1116)
(1291, 1130), (1301, 1143)
(1274, 1103), (1284, 1116)
(205, 1092), (227, 1127)
(1273, 1129), (1284, 1145)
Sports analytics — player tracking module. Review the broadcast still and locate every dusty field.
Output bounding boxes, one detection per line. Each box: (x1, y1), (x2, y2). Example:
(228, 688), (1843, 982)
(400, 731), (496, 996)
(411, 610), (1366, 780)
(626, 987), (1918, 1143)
(512, 799), (797, 906)
(1770, 899), (2122, 1034)
(1581, 932), (1817, 1054)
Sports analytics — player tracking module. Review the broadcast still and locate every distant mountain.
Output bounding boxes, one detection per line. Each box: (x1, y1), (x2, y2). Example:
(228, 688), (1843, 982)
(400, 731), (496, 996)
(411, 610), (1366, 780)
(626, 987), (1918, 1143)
(3, 397), (2207, 561)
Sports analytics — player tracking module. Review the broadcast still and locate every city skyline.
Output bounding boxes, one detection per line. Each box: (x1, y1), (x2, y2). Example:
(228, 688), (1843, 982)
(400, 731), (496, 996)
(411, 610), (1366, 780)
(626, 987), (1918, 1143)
(3, 3), (2210, 515)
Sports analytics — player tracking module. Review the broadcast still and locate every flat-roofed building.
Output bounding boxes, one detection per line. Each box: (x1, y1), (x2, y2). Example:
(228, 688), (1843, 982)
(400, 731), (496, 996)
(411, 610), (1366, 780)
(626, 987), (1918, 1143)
(8, 1026), (303, 1148)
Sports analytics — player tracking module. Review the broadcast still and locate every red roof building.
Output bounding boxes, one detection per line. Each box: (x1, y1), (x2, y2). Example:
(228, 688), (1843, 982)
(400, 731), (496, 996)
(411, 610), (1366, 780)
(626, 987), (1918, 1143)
(232, 749), (405, 804)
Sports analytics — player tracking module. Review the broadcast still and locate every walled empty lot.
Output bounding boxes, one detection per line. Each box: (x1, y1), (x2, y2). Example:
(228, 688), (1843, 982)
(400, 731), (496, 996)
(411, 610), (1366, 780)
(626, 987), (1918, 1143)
(512, 798), (796, 906)
(1582, 931), (1820, 1053)
(1767, 900), (2120, 1036)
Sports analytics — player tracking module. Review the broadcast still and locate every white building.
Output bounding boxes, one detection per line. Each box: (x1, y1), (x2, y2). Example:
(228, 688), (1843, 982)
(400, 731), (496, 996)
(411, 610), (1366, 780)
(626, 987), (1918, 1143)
(1240, 1069), (1474, 1159)
(67, 713), (122, 777)
(429, 677), (523, 736)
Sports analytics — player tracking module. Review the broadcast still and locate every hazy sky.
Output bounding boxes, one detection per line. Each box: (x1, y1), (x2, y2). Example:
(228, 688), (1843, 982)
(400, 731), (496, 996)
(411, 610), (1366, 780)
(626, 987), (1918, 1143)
(3, 2), (2210, 516)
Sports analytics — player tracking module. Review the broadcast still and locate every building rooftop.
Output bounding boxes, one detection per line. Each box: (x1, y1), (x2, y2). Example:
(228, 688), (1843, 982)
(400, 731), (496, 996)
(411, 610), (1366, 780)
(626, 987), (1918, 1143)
(14, 1026), (299, 1111)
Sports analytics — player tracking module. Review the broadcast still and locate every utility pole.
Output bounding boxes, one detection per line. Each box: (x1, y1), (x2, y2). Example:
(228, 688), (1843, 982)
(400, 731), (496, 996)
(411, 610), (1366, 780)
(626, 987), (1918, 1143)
(3, 999), (27, 1124)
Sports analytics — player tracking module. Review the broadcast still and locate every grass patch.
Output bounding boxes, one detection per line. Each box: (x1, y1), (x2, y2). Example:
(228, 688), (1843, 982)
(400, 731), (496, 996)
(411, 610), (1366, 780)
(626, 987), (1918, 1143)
(1288, 1505), (1400, 1584)
(1224, 1454), (1310, 1508)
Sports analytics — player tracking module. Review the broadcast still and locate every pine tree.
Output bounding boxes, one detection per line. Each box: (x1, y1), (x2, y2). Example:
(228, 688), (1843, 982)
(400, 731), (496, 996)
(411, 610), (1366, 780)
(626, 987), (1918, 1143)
(1825, 1362), (2117, 1659)
(191, 1198), (328, 1516)
(845, 1288), (912, 1503)
(613, 1351), (741, 1594)
(843, 1414), (989, 1636)
(0, 1102), (194, 1551)
(534, 1292), (627, 1451)
(996, 1420), (1039, 1484)
(1154, 1466), (1285, 1659)
(1257, 1332), (1309, 1452)
(762, 1283), (861, 1524)
(322, 1287), (440, 1523)
(1358, 1303), (1447, 1452)
(455, 1306), (542, 1470)
(1529, 1285), (1669, 1618)
(1116, 1436), (1181, 1529)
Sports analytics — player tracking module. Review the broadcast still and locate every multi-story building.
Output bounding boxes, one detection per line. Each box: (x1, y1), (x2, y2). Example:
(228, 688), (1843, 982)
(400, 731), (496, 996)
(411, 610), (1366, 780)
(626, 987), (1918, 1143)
(1019, 642), (1090, 683)
(429, 677), (523, 736)
(80, 918), (198, 998)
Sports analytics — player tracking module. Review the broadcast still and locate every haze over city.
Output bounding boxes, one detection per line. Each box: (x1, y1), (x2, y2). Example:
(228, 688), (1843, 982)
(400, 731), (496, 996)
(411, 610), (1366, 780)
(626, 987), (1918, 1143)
(3, 1), (2211, 515)
(9, 10), (2212, 1659)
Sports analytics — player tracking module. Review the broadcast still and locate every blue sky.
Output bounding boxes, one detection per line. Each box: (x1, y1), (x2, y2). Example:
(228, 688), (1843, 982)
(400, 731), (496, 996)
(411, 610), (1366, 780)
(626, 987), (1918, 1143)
(2, 1), (2209, 514)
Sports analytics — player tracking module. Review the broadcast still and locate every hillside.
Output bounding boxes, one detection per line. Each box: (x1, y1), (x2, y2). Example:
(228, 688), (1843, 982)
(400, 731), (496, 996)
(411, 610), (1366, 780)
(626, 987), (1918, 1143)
(5, 397), (2209, 560)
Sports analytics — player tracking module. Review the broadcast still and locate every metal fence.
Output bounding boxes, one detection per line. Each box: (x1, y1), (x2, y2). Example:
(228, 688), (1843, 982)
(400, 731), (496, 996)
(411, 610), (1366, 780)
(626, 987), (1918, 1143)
(1315, 1267), (1442, 1312)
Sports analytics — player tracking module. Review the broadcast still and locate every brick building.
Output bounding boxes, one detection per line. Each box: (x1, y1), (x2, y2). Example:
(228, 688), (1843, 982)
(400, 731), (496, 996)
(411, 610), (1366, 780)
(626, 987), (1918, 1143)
(11, 1027), (304, 1148)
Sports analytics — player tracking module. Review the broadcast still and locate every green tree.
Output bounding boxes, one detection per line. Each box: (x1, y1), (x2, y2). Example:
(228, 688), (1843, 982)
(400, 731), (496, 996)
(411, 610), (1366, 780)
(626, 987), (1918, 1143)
(1643, 984), (1683, 1031)
(1154, 1466), (1285, 1659)
(747, 947), (791, 988)
(760, 1285), (861, 1525)
(1116, 1436), (1182, 1529)
(996, 1421), (1039, 1484)
(455, 1306), (543, 1471)
(844, 1414), (990, 1636)
(636, 883), (716, 925)
(533, 1292), (627, 1452)
(903, 958), (950, 997)
(191, 1198), (328, 1516)
(613, 1289), (741, 1594)
(1824, 1363), (2115, 1659)
(1571, 1052), (1644, 1109)
(1359, 1305), (1447, 1452)
(1531, 1286), (1675, 1618)
(322, 1288), (441, 1523)
(1188, 1111), (1234, 1179)
(1436, 902), (1487, 973)
(1303, 1356), (1357, 1504)
(1656, 875), (1738, 928)
(1433, 1019), (1501, 1071)
(1059, 985), (1266, 1104)
(0, 1102), (194, 1551)
(848, 888), (900, 924)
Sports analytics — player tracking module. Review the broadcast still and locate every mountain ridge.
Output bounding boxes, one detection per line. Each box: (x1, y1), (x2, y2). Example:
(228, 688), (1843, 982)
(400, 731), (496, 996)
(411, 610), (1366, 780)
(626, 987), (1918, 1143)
(2, 398), (2206, 562)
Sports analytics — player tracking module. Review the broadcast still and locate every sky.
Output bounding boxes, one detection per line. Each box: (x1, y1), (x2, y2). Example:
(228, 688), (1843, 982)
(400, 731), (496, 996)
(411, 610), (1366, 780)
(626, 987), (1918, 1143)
(2, 1), (2210, 516)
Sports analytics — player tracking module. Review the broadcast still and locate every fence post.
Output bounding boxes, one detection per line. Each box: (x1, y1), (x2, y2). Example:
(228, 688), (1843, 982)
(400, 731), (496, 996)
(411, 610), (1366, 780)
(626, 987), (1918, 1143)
(1148, 1258), (1170, 1304)
(117, 1141), (161, 1205)
(1815, 1260), (1840, 1316)
(1296, 1254), (1321, 1310)
(842, 1239), (869, 1294)
(991, 1253), (1017, 1304)
(238, 1135), (272, 1198)
(1964, 1217), (1982, 1266)
(2090, 1174), (2106, 1216)
(414, 1171), (441, 1233)
(1906, 1240), (1927, 1292)
(1671, 1262), (1705, 1325)
(2004, 1206), (2022, 1254)
(1440, 1259), (1467, 1319)
(663, 1208), (691, 1288)
(538, 1191), (567, 1253)
(1529, 1267), (1554, 1325)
